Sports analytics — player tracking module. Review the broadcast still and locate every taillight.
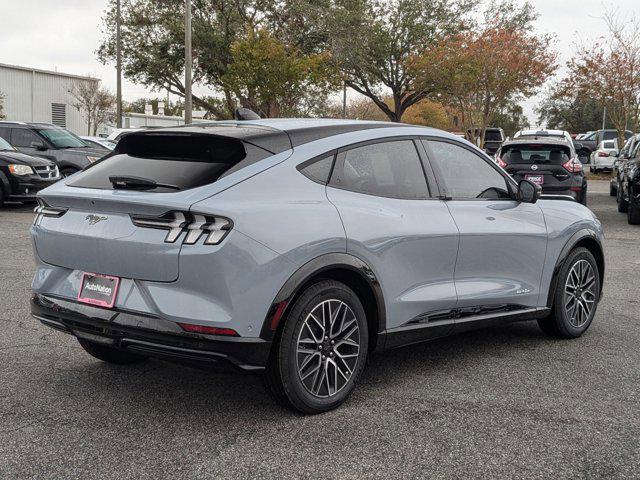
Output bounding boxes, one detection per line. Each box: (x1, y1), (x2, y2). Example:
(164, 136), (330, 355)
(563, 159), (583, 173)
(33, 199), (68, 225)
(131, 211), (232, 245)
(598, 152), (609, 157)
(497, 158), (507, 169)
(177, 323), (238, 336)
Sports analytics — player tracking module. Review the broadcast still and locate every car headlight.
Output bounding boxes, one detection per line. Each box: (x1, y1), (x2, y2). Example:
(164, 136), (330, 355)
(8, 164), (34, 176)
(86, 156), (100, 163)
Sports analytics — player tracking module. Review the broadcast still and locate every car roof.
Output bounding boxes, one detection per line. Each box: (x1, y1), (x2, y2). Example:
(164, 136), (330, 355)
(129, 119), (429, 154)
(501, 137), (573, 147)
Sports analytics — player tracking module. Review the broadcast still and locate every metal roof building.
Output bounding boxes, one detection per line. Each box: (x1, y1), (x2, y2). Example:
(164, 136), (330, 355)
(0, 63), (98, 135)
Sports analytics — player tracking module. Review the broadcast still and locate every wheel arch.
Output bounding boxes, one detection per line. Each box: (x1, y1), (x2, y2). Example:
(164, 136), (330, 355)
(546, 229), (605, 308)
(260, 253), (386, 353)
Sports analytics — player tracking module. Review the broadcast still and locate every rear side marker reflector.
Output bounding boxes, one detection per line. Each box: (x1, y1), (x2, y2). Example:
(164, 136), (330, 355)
(177, 323), (239, 336)
(131, 211), (232, 245)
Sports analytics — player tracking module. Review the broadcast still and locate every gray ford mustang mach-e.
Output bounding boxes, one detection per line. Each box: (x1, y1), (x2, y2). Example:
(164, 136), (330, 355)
(30, 118), (605, 413)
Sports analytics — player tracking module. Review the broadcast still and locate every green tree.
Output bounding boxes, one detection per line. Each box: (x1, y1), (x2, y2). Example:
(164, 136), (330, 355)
(492, 102), (529, 138)
(411, 0), (555, 147)
(325, 0), (473, 122)
(536, 87), (610, 133)
(98, 0), (335, 119)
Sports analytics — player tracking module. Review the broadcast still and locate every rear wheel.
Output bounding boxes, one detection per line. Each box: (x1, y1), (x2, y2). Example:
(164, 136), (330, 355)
(579, 186), (588, 206)
(538, 247), (600, 339)
(609, 182), (616, 196)
(0, 185), (4, 208)
(265, 280), (368, 414)
(77, 338), (148, 365)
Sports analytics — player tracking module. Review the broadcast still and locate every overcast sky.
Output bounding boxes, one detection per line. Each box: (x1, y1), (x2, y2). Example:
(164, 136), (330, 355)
(0, 0), (638, 123)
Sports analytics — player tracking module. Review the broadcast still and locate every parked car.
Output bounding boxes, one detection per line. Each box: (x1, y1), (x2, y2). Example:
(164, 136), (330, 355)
(0, 135), (60, 207)
(466, 127), (505, 155)
(0, 122), (109, 177)
(496, 136), (588, 204)
(589, 140), (618, 173)
(617, 138), (640, 224)
(573, 129), (632, 164)
(81, 136), (117, 150)
(576, 131), (594, 140)
(612, 134), (640, 196)
(30, 118), (605, 413)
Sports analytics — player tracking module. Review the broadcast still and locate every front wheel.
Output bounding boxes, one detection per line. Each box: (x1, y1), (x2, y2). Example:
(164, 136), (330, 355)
(265, 280), (368, 414)
(60, 167), (79, 178)
(78, 338), (148, 364)
(538, 247), (600, 339)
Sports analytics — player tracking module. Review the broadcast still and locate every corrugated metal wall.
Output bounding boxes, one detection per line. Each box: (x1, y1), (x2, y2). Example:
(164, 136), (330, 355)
(0, 65), (96, 135)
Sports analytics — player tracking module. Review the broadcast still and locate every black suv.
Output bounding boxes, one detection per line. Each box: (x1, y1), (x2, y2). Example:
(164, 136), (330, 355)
(617, 138), (640, 224)
(497, 137), (587, 205)
(0, 135), (60, 207)
(0, 122), (108, 177)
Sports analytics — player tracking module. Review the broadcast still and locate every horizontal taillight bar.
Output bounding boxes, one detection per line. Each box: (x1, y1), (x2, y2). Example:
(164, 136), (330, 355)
(130, 211), (232, 245)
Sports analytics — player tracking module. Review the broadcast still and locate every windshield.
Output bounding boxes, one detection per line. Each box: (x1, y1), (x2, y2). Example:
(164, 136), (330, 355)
(501, 144), (571, 164)
(485, 131), (503, 141)
(37, 128), (86, 148)
(0, 136), (15, 151)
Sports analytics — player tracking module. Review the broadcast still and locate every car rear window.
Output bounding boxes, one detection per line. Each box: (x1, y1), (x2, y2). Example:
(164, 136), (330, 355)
(602, 140), (616, 149)
(501, 144), (571, 165)
(67, 133), (271, 192)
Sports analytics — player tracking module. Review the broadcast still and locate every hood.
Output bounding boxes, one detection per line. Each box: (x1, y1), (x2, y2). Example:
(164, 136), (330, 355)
(0, 150), (55, 166)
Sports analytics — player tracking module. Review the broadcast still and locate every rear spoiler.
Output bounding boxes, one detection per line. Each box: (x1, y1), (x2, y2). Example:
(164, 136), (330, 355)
(539, 194), (576, 202)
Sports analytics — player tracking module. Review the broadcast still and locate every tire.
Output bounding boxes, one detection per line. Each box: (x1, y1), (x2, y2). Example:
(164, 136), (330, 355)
(60, 167), (79, 178)
(265, 280), (369, 414)
(538, 247), (600, 339)
(617, 183), (629, 213)
(0, 185), (4, 208)
(628, 188), (640, 225)
(77, 338), (148, 365)
(609, 183), (616, 196)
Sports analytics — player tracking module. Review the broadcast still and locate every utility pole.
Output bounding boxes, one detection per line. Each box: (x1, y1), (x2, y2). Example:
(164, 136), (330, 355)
(342, 81), (347, 119)
(601, 105), (607, 131)
(184, 0), (193, 124)
(116, 0), (122, 128)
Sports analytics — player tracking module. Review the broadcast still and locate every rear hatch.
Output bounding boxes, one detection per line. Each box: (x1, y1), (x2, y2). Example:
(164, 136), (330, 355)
(500, 143), (577, 192)
(32, 129), (284, 282)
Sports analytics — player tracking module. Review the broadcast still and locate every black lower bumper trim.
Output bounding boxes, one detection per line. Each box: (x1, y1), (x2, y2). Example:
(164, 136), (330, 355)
(31, 293), (270, 373)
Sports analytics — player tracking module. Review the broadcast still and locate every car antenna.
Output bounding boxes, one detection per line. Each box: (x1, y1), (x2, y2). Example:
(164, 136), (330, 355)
(235, 108), (261, 121)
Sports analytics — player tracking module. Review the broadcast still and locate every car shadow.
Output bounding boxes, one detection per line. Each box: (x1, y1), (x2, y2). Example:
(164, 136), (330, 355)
(47, 321), (550, 420)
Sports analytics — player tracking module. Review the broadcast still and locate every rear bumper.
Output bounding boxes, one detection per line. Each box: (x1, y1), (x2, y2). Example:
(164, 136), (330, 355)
(31, 293), (271, 373)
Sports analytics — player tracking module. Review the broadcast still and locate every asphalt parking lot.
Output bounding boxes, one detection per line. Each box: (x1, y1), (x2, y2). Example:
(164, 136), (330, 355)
(1, 180), (639, 479)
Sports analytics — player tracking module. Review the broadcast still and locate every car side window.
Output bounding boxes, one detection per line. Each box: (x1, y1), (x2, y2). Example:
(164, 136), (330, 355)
(299, 154), (335, 184)
(425, 140), (511, 200)
(11, 129), (41, 148)
(0, 127), (10, 142)
(329, 140), (430, 199)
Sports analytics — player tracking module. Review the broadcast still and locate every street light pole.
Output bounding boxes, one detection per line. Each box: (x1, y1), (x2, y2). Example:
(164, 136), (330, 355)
(342, 81), (347, 119)
(116, 0), (122, 128)
(602, 105), (607, 131)
(184, 0), (193, 125)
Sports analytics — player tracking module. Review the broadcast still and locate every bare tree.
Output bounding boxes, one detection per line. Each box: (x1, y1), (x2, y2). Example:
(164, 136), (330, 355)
(69, 80), (116, 135)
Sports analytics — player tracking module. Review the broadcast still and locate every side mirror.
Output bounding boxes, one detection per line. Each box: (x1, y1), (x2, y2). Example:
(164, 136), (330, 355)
(574, 142), (584, 150)
(518, 180), (541, 204)
(30, 140), (46, 150)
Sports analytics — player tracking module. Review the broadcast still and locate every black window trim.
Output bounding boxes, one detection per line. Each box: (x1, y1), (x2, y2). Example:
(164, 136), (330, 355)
(326, 136), (436, 200)
(296, 150), (337, 185)
(421, 136), (518, 202)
